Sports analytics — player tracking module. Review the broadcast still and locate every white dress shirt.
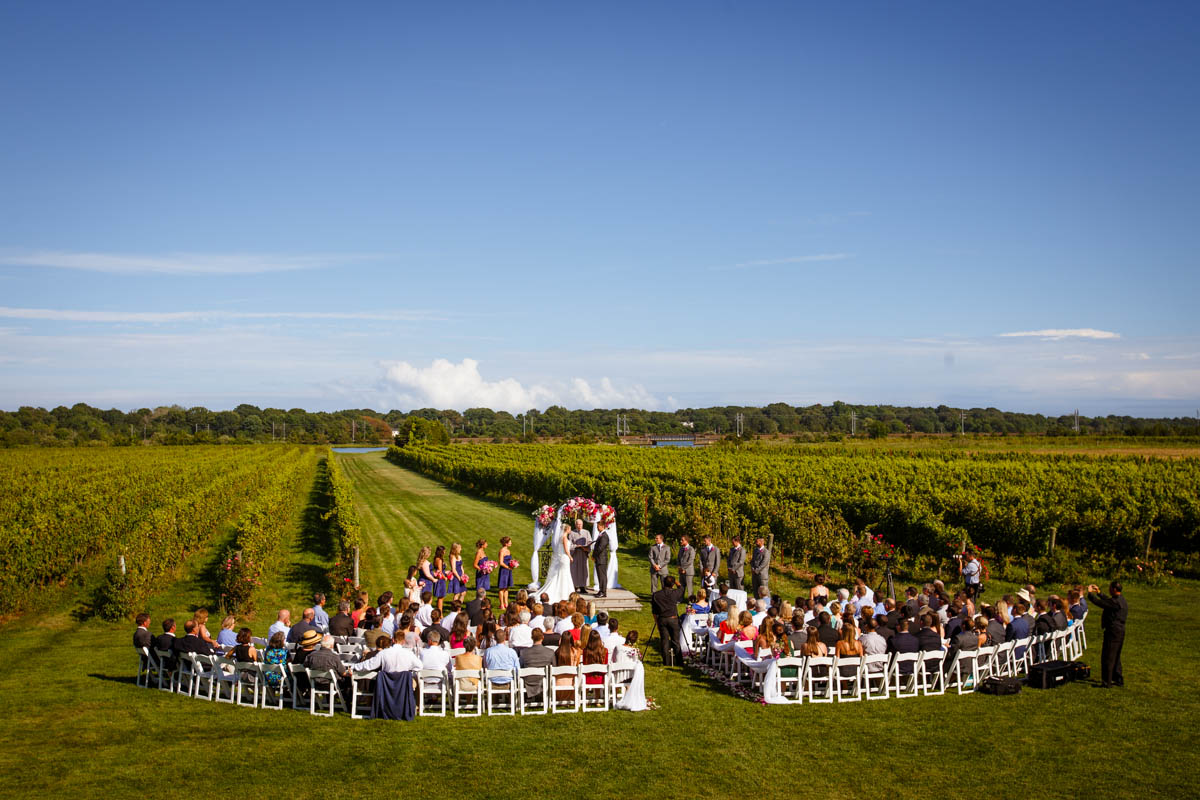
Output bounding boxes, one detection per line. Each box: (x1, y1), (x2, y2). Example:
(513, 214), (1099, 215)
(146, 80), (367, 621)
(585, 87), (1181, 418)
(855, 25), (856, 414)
(419, 645), (451, 681)
(602, 632), (625, 651)
(415, 604), (434, 628)
(554, 617), (574, 634)
(352, 643), (422, 673)
(442, 611), (458, 632)
(508, 623), (533, 649)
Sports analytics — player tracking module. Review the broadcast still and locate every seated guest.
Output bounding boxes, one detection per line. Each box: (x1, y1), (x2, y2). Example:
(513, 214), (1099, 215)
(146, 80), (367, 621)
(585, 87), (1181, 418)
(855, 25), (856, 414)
(800, 627), (828, 678)
(193, 609), (218, 649)
(828, 602), (843, 630)
(888, 618), (920, 660)
(466, 590), (486, 626)
(584, 601), (598, 626)
(287, 608), (319, 644)
(508, 610), (534, 650)
(268, 609), (291, 641)
(583, 630), (608, 686)
(420, 609), (450, 647)
(519, 628), (556, 701)
(554, 605), (575, 634)
(594, 611), (611, 637)
(554, 635), (580, 701)
(443, 600), (462, 633)
(448, 613), (472, 650)
(983, 606), (1006, 645)
(568, 613), (585, 643)
(216, 615), (238, 649)
(541, 618), (561, 648)
(1007, 602), (1032, 645)
(717, 604), (739, 641)
(613, 630), (641, 663)
(944, 617), (979, 671)
(602, 618), (625, 651)
(973, 616), (990, 647)
(835, 622), (863, 675)
(689, 590), (710, 615)
(175, 620), (214, 657)
(358, 606), (378, 632)
(420, 630), (451, 680)
(787, 614), (807, 651)
(734, 610), (758, 642)
(133, 613), (153, 652)
(860, 618), (887, 669)
(527, 602), (544, 631)
(1032, 599), (1056, 635)
(453, 638), (483, 691)
(1069, 587), (1088, 619)
(816, 612), (839, 650)
(482, 628), (520, 683)
(711, 599), (730, 627)
(915, 615), (944, 652)
(290, 629), (323, 667)
(261, 632), (288, 688)
(751, 599), (768, 628)
(1049, 597), (1069, 630)
(311, 593), (330, 633)
(154, 618), (179, 671)
(379, 606), (396, 637)
(228, 627), (258, 662)
(328, 601), (356, 637)
(351, 597), (367, 627)
(873, 615), (895, 644)
(416, 592), (435, 628)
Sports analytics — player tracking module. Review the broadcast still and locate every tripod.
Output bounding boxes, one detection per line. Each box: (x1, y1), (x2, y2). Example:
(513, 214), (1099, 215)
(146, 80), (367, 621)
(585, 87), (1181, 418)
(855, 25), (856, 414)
(876, 559), (896, 601)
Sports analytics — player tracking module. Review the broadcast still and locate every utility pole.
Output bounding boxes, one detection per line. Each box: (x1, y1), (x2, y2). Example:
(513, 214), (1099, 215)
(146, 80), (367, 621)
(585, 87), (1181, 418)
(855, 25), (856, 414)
(1073, 409), (1080, 433)
(735, 412), (744, 437)
(850, 412), (857, 436)
(960, 410), (966, 435)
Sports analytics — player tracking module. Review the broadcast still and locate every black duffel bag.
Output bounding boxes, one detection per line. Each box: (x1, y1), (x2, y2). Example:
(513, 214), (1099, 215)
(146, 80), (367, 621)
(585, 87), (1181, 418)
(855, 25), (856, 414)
(978, 676), (1022, 695)
(1027, 660), (1074, 689)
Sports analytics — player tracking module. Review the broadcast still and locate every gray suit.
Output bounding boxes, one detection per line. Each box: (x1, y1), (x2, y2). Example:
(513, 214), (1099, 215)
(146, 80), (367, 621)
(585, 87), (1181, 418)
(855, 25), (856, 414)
(726, 545), (745, 592)
(698, 544), (720, 588)
(518, 644), (556, 701)
(678, 544), (695, 596)
(750, 545), (770, 597)
(649, 542), (671, 593)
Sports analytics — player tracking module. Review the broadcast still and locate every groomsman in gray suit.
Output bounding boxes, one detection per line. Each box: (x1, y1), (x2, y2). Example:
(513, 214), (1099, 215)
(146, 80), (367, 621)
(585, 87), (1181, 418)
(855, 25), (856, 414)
(649, 533), (671, 593)
(698, 535), (720, 592)
(677, 535), (695, 596)
(750, 536), (771, 597)
(726, 536), (745, 592)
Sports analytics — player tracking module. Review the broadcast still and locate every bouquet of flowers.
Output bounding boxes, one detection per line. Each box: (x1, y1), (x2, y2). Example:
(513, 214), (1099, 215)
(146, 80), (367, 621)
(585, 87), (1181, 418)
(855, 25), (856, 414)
(508, 558), (521, 570)
(533, 504), (556, 526)
(480, 560), (499, 574)
(597, 504), (616, 527)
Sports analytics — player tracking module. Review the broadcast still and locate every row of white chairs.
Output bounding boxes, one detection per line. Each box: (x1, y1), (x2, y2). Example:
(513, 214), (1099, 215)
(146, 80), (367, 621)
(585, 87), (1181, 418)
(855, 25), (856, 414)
(693, 623), (1086, 703)
(137, 647), (636, 718)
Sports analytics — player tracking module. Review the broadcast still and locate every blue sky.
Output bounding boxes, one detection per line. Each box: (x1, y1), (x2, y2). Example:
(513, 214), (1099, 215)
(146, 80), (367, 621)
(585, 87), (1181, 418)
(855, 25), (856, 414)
(1, 1), (1197, 416)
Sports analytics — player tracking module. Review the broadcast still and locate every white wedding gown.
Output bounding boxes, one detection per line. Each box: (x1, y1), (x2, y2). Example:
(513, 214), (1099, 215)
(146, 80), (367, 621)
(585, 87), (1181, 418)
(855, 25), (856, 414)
(538, 532), (577, 605)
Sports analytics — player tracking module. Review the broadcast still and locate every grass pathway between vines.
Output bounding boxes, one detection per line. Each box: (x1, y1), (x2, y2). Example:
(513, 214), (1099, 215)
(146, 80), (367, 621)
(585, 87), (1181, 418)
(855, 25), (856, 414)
(0, 452), (1197, 799)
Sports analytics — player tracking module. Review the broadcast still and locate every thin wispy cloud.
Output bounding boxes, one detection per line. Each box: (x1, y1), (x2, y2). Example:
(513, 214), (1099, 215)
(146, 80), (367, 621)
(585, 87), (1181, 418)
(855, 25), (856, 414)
(998, 328), (1121, 341)
(0, 249), (388, 275)
(0, 306), (443, 323)
(712, 253), (852, 272)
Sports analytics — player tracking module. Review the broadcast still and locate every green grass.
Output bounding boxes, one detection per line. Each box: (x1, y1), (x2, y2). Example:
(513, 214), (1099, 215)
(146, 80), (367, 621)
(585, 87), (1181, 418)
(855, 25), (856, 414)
(1, 450), (1198, 799)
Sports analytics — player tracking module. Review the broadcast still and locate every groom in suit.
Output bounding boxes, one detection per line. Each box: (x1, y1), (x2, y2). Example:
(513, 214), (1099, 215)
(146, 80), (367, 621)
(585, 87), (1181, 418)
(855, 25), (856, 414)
(592, 526), (610, 598)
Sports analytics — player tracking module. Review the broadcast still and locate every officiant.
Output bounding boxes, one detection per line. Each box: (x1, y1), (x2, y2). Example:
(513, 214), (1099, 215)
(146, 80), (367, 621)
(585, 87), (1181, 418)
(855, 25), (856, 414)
(570, 518), (592, 594)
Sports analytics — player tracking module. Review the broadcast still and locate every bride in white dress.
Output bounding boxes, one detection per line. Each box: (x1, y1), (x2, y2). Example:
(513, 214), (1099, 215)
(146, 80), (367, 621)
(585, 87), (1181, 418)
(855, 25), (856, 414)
(538, 522), (577, 605)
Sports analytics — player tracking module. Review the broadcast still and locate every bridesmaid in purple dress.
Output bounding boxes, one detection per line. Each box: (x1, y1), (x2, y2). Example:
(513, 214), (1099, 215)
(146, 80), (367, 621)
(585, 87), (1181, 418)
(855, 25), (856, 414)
(432, 545), (448, 613)
(448, 542), (467, 602)
(497, 536), (514, 608)
(417, 546), (434, 596)
(474, 539), (490, 593)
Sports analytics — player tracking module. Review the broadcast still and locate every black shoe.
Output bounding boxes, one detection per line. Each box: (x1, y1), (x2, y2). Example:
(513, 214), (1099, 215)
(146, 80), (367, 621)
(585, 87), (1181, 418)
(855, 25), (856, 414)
(597, 593), (607, 598)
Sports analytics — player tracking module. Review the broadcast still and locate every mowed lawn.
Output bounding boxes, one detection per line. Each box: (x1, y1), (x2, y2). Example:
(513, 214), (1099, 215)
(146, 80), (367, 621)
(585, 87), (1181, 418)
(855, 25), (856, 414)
(0, 451), (1197, 800)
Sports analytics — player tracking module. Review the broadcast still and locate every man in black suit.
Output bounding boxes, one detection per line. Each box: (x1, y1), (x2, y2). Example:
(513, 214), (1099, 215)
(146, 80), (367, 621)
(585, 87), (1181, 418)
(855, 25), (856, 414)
(873, 615), (895, 644)
(466, 590), (485, 627)
(328, 600), (356, 637)
(915, 616), (944, 652)
(592, 526), (610, 598)
(903, 587), (920, 620)
(420, 609), (450, 646)
(983, 606), (1006, 645)
(1087, 581), (1128, 688)
(888, 619), (920, 654)
(518, 628), (557, 702)
(154, 619), (179, 672)
(174, 620), (214, 657)
(651, 576), (685, 667)
(287, 608), (320, 644)
(816, 612), (839, 649)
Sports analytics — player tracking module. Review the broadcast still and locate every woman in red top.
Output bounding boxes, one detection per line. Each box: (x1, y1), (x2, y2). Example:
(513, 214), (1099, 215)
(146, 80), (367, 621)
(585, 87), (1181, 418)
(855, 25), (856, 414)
(733, 610), (758, 642)
(582, 629), (608, 685)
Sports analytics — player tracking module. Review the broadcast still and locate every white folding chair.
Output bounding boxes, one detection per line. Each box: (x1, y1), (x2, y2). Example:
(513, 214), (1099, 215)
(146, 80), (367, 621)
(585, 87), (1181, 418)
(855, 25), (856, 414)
(863, 653), (890, 700)
(975, 645), (997, 682)
(889, 652), (920, 698)
(257, 663), (288, 710)
(835, 655), (864, 702)
(349, 670), (377, 719)
(485, 669), (517, 715)
(803, 656), (834, 703)
(418, 669), (448, 717)
(580, 664), (609, 711)
(136, 647), (155, 688)
(1012, 636), (1032, 673)
(214, 657), (240, 703)
(608, 662), (636, 706)
(551, 665), (580, 713)
(452, 670), (483, 717)
(191, 654), (220, 701)
(288, 663), (309, 710)
(948, 651), (978, 694)
(235, 661), (261, 707)
(154, 649), (178, 692)
(774, 656), (805, 703)
(449, 647), (465, 658)
(251, 637), (268, 648)
(994, 641), (1017, 677)
(176, 653), (200, 697)
(920, 651), (946, 696)
(518, 666), (550, 715)
(1075, 611), (1089, 652)
(306, 668), (347, 716)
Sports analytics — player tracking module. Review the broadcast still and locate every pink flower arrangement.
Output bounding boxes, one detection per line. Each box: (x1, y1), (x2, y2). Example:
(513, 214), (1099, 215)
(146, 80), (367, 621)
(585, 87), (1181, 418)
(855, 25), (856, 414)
(480, 560), (499, 574)
(533, 505), (556, 526)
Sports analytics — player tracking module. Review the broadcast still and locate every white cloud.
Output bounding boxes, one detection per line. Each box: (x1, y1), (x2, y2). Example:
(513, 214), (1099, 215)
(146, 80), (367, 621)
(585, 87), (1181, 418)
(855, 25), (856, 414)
(379, 358), (663, 412)
(0, 249), (385, 275)
(998, 328), (1121, 341)
(1123, 352), (1151, 361)
(0, 306), (441, 323)
(713, 253), (852, 272)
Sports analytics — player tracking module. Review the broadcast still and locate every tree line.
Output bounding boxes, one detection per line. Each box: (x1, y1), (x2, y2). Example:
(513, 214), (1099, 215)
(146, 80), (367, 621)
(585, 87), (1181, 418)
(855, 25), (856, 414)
(1, 400), (1197, 447)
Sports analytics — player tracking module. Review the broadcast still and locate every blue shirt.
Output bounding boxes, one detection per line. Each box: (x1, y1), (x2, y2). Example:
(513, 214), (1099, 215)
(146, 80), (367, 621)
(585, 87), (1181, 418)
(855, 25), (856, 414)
(216, 628), (238, 648)
(313, 605), (330, 632)
(483, 644), (521, 683)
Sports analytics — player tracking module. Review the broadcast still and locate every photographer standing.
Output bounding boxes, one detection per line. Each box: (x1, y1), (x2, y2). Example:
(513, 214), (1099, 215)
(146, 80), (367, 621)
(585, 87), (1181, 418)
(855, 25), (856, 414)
(651, 576), (685, 667)
(959, 551), (981, 602)
(1087, 581), (1127, 688)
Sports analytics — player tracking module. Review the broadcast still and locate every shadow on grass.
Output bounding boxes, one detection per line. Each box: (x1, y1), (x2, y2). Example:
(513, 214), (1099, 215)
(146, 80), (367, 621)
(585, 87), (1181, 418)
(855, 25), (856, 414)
(88, 672), (138, 686)
(287, 457), (334, 595)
